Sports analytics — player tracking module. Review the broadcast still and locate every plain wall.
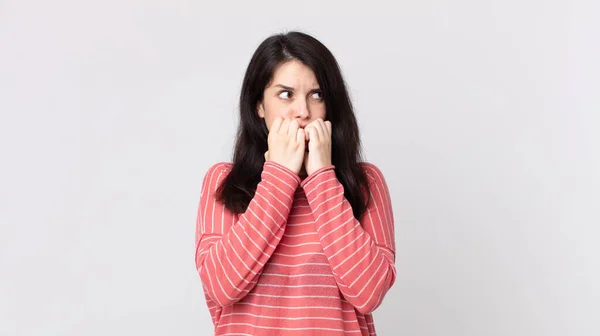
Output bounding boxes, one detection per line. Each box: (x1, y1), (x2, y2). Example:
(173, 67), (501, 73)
(1, 0), (598, 335)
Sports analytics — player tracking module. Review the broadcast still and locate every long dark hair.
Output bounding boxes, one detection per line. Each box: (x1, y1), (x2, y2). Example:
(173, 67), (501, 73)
(215, 31), (371, 221)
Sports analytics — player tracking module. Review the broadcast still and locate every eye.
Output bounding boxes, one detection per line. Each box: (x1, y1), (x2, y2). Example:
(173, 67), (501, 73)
(311, 91), (323, 100)
(278, 91), (292, 99)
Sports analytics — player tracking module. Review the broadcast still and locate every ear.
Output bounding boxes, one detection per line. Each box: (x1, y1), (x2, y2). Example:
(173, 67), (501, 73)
(257, 101), (265, 118)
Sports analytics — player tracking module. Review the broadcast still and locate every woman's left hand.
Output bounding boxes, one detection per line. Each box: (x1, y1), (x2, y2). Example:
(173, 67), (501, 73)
(304, 118), (332, 176)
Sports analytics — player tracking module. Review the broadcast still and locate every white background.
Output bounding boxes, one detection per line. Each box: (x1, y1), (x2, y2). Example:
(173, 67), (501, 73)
(1, 1), (599, 335)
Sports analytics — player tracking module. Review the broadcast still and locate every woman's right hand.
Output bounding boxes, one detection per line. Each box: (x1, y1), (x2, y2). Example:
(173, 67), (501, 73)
(264, 117), (306, 175)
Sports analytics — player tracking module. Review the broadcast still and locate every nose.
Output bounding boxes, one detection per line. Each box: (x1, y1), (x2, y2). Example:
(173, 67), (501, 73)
(292, 99), (310, 124)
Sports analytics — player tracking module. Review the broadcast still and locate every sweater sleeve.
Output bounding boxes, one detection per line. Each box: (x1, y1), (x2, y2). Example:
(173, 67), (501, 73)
(300, 163), (396, 314)
(195, 161), (301, 308)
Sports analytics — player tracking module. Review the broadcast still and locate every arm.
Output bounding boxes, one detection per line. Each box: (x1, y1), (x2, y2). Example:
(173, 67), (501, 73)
(195, 161), (301, 307)
(300, 163), (396, 314)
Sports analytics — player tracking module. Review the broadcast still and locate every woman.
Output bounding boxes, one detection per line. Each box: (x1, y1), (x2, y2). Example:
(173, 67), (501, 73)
(195, 31), (396, 335)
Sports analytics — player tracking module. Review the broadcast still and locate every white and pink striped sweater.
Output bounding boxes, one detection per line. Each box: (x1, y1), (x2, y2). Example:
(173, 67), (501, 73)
(195, 160), (396, 335)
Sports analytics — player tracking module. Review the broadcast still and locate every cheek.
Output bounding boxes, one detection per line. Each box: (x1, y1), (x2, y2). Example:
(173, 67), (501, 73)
(311, 103), (327, 118)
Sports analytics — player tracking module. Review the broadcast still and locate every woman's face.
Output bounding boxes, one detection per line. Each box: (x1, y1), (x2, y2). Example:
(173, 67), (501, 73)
(257, 60), (326, 131)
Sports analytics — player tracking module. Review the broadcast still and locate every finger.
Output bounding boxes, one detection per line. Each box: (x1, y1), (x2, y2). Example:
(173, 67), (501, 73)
(309, 124), (320, 142)
(271, 117), (283, 133)
(297, 128), (305, 149)
(280, 118), (291, 134)
(288, 119), (299, 138)
(306, 121), (317, 140)
(319, 119), (329, 139)
(325, 121), (332, 138)
(315, 119), (326, 140)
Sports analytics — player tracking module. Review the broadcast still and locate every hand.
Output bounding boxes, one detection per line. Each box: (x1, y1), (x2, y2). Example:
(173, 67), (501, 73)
(303, 118), (332, 176)
(264, 117), (306, 174)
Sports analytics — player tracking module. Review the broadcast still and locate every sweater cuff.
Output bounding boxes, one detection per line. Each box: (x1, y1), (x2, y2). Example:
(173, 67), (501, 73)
(263, 161), (302, 186)
(300, 165), (336, 189)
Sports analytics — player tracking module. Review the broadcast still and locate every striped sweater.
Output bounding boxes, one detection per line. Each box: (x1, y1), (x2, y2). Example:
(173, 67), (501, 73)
(195, 160), (396, 335)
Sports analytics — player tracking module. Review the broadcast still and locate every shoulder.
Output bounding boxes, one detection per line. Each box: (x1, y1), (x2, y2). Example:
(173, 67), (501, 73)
(202, 162), (233, 185)
(358, 162), (393, 209)
(206, 161), (233, 174)
(359, 161), (388, 185)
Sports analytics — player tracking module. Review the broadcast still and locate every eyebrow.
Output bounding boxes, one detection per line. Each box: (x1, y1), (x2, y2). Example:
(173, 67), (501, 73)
(274, 84), (321, 91)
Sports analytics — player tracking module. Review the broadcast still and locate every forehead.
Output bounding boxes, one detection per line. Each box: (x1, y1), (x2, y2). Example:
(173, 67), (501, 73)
(270, 60), (319, 86)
